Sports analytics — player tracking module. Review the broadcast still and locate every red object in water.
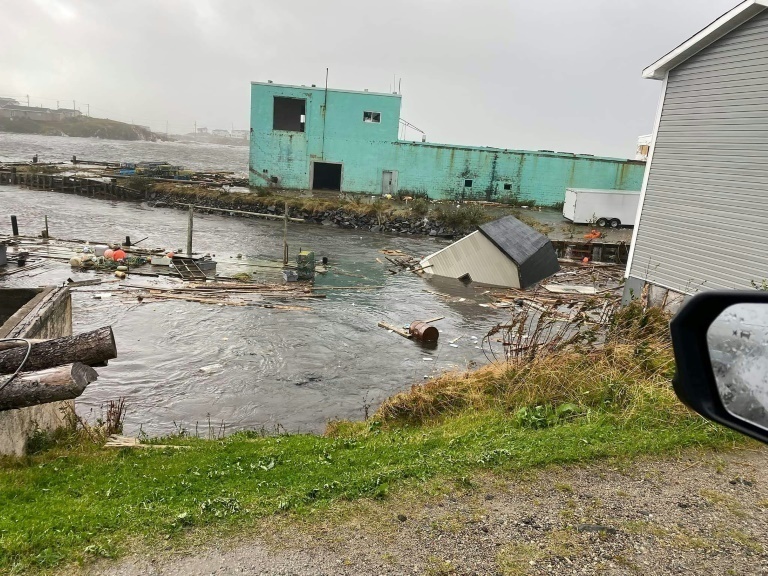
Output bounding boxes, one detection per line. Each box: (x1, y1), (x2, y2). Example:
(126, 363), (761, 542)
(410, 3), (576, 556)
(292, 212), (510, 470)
(103, 249), (114, 260)
(582, 257), (590, 263)
(112, 249), (126, 261)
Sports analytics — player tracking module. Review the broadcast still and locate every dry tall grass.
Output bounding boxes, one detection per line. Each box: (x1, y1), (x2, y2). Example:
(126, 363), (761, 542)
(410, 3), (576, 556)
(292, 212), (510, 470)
(377, 303), (681, 425)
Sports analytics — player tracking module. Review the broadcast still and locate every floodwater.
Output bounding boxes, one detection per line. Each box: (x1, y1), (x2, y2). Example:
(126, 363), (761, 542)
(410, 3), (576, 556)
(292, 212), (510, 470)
(0, 133), (249, 176)
(1, 185), (509, 436)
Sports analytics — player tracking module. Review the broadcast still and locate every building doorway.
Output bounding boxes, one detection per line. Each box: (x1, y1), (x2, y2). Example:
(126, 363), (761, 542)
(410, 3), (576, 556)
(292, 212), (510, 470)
(311, 162), (342, 191)
(382, 170), (398, 195)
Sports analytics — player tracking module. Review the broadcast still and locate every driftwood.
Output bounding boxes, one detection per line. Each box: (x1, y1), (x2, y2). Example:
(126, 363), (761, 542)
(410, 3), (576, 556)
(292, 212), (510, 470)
(378, 321), (412, 339)
(0, 362), (98, 411)
(0, 326), (117, 374)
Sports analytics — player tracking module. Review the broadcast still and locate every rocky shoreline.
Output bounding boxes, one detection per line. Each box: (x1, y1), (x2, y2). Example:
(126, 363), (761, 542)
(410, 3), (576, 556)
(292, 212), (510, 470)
(152, 191), (481, 239)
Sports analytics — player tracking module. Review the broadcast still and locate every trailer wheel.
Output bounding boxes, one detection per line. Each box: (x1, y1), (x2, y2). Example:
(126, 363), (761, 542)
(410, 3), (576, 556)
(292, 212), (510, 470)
(596, 218), (608, 227)
(609, 218), (621, 228)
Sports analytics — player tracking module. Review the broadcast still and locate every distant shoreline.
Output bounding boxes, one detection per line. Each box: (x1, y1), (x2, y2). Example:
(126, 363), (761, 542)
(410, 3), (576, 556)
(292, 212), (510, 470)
(0, 116), (159, 141)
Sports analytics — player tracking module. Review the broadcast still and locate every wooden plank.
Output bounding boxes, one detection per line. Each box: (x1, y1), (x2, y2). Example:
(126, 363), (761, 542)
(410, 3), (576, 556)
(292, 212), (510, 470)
(377, 321), (412, 339)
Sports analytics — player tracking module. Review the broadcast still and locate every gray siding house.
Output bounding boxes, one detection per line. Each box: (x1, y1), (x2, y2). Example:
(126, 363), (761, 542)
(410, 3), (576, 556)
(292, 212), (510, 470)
(625, 0), (768, 309)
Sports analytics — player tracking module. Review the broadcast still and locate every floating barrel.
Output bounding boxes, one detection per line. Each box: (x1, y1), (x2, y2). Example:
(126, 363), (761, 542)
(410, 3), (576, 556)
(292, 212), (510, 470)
(409, 321), (439, 342)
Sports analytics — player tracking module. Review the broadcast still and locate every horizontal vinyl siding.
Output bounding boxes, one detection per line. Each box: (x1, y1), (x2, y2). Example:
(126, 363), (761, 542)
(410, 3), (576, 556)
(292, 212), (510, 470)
(630, 10), (768, 293)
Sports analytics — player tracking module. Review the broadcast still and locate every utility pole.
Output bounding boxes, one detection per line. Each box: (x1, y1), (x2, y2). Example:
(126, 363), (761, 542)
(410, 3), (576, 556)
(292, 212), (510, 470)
(56, 100), (59, 109)
(26, 94), (29, 107)
(194, 120), (197, 135)
(73, 100), (76, 112)
(86, 103), (90, 117)
(166, 121), (169, 138)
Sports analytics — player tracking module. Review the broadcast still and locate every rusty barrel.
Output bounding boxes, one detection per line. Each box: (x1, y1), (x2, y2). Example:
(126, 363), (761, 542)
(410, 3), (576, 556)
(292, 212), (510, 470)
(409, 321), (439, 342)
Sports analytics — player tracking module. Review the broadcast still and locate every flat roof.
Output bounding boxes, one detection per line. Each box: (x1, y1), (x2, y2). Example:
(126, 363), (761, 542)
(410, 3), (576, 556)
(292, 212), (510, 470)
(643, 0), (768, 80)
(395, 141), (640, 164)
(251, 82), (401, 98)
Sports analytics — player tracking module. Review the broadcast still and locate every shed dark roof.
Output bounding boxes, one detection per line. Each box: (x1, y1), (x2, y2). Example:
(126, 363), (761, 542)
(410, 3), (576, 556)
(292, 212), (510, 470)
(479, 216), (549, 265)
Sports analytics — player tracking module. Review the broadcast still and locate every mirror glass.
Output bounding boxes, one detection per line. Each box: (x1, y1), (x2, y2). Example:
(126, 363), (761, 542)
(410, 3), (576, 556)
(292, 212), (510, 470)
(707, 303), (768, 428)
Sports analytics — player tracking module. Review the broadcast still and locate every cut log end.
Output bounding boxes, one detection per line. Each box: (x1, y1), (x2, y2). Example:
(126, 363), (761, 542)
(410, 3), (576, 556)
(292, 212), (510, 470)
(0, 362), (99, 411)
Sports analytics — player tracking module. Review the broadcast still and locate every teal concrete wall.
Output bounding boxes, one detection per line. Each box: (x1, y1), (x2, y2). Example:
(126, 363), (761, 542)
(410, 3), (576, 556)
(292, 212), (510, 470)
(250, 83), (645, 206)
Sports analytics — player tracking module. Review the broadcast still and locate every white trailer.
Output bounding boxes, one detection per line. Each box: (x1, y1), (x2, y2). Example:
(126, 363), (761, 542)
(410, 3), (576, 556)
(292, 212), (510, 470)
(562, 188), (641, 228)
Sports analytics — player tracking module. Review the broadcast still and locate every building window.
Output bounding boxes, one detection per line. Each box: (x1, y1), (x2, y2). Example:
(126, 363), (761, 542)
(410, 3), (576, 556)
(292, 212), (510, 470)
(464, 179), (473, 188)
(503, 183), (512, 191)
(273, 97), (306, 132)
(363, 111), (381, 123)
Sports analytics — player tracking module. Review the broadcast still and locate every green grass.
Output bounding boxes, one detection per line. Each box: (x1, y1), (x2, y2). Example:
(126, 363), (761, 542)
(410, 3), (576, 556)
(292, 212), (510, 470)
(0, 408), (738, 573)
(0, 304), (744, 573)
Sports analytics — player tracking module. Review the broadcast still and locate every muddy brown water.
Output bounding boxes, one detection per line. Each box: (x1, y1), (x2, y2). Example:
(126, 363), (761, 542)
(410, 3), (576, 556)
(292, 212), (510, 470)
(0, 185), (510, 436)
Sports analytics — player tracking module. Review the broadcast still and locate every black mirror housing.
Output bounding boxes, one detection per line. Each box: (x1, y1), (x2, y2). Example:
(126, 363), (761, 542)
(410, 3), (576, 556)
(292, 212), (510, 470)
(671, 290), (768, 444)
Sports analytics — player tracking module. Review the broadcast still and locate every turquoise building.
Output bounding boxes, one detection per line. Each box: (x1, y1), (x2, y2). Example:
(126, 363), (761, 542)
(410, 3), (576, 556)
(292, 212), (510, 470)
(249, 82), (645, 206)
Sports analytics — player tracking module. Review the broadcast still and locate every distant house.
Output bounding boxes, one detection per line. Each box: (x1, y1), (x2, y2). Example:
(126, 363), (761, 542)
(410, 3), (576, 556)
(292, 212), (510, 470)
(419, 215), (560, 289)
(0, 105), (58, 121)
(211, 129), (230, 137)
(0, 97), (19, 108)
(197, 127), (209, 134)
(625, 0), (768, 309)
(231, 129), (250, 140)
(635, 134), (652, 161)
(56, 108), (81, 119)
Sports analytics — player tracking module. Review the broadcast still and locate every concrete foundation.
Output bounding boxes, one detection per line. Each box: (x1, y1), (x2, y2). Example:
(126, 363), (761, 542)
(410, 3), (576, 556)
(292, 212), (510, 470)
(0, 286), (73, 456)
(622, 275), (688, 314)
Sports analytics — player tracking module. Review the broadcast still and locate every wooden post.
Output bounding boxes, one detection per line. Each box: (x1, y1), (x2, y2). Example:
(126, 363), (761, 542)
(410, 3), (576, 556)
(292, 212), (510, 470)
(283, 200), (288, 265)
(187, 205), (194, 257)
(10, 215), (18, 236)
(43, 215), (49, 239)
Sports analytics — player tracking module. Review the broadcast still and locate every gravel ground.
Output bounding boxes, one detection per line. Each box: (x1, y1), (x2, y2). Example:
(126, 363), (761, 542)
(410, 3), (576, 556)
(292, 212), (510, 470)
(84, 448), (768, 576)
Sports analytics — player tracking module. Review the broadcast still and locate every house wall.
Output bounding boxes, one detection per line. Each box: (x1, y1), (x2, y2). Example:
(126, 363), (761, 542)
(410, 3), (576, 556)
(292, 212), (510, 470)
(0, 287), (73, 457)
(626, 10), (768, 297)
(249, 83), (645, 205)
(420, 231), (521, 288)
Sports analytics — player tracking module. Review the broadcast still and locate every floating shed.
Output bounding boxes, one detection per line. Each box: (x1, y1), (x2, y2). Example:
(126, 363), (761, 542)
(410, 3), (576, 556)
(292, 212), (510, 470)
(419, 215), (560, 289)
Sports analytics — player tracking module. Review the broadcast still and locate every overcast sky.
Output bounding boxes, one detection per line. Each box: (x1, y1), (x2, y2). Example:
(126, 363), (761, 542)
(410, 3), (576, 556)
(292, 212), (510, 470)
(1, 0), (736, 157)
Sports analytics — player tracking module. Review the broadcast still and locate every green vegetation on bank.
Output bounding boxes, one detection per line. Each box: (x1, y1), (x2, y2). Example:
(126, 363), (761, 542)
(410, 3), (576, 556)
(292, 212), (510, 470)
(0, 304), (742, 573)
(0, 117), (156, 141)
(152, 183), (545, 233)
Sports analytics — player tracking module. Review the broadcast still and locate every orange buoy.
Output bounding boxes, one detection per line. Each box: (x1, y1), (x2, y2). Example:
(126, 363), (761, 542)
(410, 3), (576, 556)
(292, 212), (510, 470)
(166, 252), (175, 258)
(112, 249), (126, 261)
(582, 257), (589, 263)
(104, 249), (114, 260)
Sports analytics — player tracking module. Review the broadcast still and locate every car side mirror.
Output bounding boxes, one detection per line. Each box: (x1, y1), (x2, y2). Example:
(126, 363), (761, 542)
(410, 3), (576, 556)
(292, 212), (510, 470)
(670, 291), (768, 444)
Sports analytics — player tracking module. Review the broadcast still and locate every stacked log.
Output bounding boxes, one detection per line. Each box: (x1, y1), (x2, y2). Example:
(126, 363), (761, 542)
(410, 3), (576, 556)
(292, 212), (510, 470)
(0, 327), (116, 412)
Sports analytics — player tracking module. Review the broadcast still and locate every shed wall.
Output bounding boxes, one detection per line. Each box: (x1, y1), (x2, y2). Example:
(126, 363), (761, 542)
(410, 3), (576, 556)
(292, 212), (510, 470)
(628, 10), (768, 293)
(421, 231), (521, 288)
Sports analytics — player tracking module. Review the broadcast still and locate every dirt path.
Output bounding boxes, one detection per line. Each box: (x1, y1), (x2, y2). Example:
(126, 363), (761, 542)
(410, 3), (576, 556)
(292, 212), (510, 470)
(85, 448), (768, 576)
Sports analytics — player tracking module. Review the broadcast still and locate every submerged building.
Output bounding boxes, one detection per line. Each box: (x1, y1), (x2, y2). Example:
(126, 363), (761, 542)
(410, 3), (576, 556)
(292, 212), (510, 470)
(248, 82), (645, 205)
(419, 215), (560, 289)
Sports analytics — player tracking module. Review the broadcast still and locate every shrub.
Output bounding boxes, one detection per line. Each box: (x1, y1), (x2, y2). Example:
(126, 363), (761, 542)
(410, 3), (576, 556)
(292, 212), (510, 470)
(410, 197), (429, 218)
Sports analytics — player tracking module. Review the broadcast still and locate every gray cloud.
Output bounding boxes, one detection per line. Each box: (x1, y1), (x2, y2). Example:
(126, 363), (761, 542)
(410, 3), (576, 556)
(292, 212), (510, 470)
(0, 0), (736, 157)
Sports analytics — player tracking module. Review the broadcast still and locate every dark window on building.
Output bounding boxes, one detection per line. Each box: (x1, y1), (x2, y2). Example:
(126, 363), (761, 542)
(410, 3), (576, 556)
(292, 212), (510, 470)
(464, 179), (473, 188)
(503, 183), (512, 190)
(363, 111), (381, 123)
(312, 162), (342, 191)
(273, 97), (306, 132)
